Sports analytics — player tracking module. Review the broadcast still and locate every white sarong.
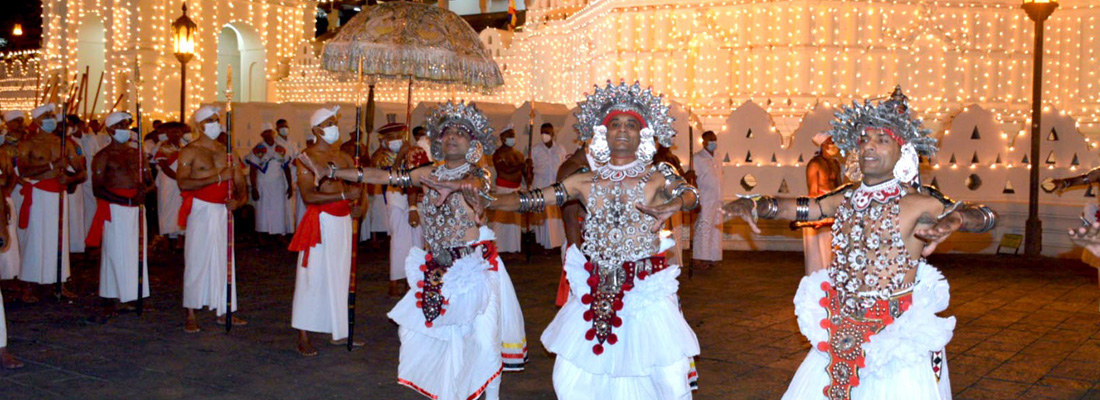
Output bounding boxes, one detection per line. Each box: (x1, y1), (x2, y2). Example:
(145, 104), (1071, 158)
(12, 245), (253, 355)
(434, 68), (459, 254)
(783, 265), (955, 400)
(387, 191), (422, 281)
(692, 200), (724, 262)
(543, 242), (700, 400)
(388, 227), (527, 400)
(291, 211), (352, 340)
(69, 184), (86, 253)
(156, 161), (184, 236)
(365, 192), (389, 236)
(0, 198), (21, 280)
(489, 186), (522, 253)
(254, 166), (290, 235)
(533, 206), (565, 250)
(18, 183), (70, 285)
(183, 199), (237, 316)
(99, 204), (150, 302)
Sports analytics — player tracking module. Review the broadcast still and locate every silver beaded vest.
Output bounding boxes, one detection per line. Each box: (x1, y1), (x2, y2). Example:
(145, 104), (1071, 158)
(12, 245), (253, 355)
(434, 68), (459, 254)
(419, 163), (487, 265)
(580, 167), (659, 294)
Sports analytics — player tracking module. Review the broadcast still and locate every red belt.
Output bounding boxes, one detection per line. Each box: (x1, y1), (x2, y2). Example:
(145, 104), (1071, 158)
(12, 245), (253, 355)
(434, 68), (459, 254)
(495, 177), (521, 189)
(580, 253), (668, 355)
(19, 178), (65, 229)
(178, 181), (231, 229)
(817, 284), (913, 400)
(287, 200), (351, 267)
(85, 188), (140, 248)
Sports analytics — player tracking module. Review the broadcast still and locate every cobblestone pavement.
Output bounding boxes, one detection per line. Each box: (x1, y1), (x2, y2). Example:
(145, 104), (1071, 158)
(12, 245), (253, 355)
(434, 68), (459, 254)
(1, 238), (1098, 399)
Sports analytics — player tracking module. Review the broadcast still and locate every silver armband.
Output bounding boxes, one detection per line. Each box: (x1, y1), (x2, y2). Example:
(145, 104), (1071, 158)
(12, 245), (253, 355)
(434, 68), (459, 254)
(974, 203), (997, 233)
(388, 169), (412, 188)
(936, 201), (963, 220)
(670, 184), (699, 211)
(795, 196), (811, 222)
(551, 182), (567, 207)
(760, 196), (779, 219)
(517, 188), (546, 213)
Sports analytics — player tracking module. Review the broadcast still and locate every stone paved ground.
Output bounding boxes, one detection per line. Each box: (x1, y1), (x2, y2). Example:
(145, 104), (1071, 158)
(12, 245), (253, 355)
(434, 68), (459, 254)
(1, 237), (1098, 399)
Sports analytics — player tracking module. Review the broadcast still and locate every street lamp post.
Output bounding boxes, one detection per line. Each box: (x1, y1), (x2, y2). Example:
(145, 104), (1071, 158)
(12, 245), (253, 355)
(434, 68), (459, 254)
(172, 2), (197, 122)
(1022, 0), (1058, 256)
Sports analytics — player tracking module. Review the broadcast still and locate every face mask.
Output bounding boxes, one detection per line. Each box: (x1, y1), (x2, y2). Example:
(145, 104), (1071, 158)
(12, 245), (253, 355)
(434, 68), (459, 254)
(158, 133), (168, 142)
(705, 142), (717, 152)
(182, 133), (193, 143)
(203, 122), (222, 140)
(504, 138), (516, 147)
(541, 133), (552, 144)
(387, 139), (403, 152)
(278, 127), (289, 137)
(39, 118), (57, 133)
(113, 129), (132, 143)
(321, 125), (340, 144)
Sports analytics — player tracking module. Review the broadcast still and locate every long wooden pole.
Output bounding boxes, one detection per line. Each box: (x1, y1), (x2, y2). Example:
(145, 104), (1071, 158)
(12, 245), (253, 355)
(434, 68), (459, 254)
(347, 57), (364, 352)
(135, 59), (146, 316)
(224, 66), (235, 333)
(87, 71), (104, 122)
(56, 76), (78, 299)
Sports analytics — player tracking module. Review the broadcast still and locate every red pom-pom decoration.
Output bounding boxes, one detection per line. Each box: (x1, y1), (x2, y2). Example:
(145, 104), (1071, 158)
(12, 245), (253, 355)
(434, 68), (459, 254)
(611, 316), (622, 327)
(820, 319), (831, 329)
(820, 282), (831, 291)
(638, 271), (649, 280)
(584, 262), (594, 272)
(585, 329), (596, 341)
(417, 280), (425, 288)
(425, 321), (433, 328)
(440, 309), (447, 315)
(592, 344), (604, 355)
(586, 276), (599, 287)
(419, 265), (427, 272)
(416, 301), (423, 308)
(583, 310), (594, 321)
(817, 342), (830, 352)
(607, 334), (618, 345)
(819, 297), (830, 307)
(415, 292), (422, 299)
(581, 294), (594, 304)
(612, 300), (623, 311)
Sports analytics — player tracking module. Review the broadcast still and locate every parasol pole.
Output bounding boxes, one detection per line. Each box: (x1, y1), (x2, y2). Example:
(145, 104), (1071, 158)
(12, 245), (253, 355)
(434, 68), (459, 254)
(347, 56), (364, 352)
(524, 102), (534, 263)
(405, 76), (413, 141)
(686, 106), (694, 275)
(87, 71), (104, 122)
(134, 58), (147, 315)
(224, 66), (235, 333)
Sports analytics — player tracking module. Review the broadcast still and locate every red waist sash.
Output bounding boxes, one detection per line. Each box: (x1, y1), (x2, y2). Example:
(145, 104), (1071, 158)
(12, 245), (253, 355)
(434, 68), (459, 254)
(495, 177), (521, 189)
(817, 283), (913, 400)
(178, 181), (231, 229)
(19, 178), (65, 229)
(287, 200), (351, 267)
(85, 188), (140, 248)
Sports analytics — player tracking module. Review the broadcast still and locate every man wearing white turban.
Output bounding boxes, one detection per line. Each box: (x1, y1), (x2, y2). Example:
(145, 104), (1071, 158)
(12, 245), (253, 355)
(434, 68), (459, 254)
(177, 105), (248, 332)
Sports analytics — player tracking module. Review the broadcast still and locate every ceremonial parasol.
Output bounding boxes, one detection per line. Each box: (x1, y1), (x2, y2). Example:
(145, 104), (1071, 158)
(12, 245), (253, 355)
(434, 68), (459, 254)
(321, 0), (502, 351)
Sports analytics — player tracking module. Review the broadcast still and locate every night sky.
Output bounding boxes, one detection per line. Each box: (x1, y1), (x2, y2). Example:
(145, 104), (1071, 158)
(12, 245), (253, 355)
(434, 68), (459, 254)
(0, 0), (42, 51)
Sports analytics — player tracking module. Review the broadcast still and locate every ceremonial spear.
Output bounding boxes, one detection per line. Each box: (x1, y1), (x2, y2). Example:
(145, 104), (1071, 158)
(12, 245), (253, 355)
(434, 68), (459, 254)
(134, 58), (147, 316)
(56, 73), (79, 299)
(347, 57), (365, 352)
(224, 66), (235, 333)
(524, 104), (534, 263)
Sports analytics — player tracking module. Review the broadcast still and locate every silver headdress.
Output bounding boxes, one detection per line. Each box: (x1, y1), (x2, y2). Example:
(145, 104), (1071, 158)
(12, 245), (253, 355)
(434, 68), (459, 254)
(425, 101), (499, 160)
(574, 80), (675, 145)
(827, 86), (936, 157)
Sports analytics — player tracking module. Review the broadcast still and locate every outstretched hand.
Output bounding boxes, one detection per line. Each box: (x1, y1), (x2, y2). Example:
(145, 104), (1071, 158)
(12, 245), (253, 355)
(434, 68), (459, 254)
(720, 199), (761, 234)
(1069, 222), (1100, 257)
(635, 199), (681, 233)
(914, 212), (963, 257)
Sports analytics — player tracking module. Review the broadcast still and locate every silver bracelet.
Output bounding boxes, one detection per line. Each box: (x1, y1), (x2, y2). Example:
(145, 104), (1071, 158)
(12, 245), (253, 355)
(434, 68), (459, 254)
(388, 169), (412, 188)
(976, 204), (997, 233)
(937, 201), (963, 220)
(551, 182), (567, 207)
(795, 196), (810, 222)
(518, 188), (546, 213)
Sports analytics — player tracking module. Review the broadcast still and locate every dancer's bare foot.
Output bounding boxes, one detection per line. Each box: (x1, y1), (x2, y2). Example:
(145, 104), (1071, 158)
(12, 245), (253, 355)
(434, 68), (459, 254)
(296, 331), (318, 357)
(0, 348), (24, 369)
(184, 310), (201, 333)
(60, 285), (77, 299)
(216, 315), (248, 326)
(329, 338), (365, 347)
(20, 290), (38, 304)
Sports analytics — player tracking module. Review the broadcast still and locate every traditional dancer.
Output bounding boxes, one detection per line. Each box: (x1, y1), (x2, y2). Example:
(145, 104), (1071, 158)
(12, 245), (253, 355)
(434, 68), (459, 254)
(0, 111), (22, 287)
(177, 105), (247, 333)
(17, 103), (84, 299)
(287, 106), (366, 356)
(445, 81), (703, 399)
(300, 101), (526, 400)
(246, 124), (293, 241)
(489, 126), (524, 253)
(86, 112), (152, 315)
(722, 88), (996, 400)
(0, 132), (22, 369)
